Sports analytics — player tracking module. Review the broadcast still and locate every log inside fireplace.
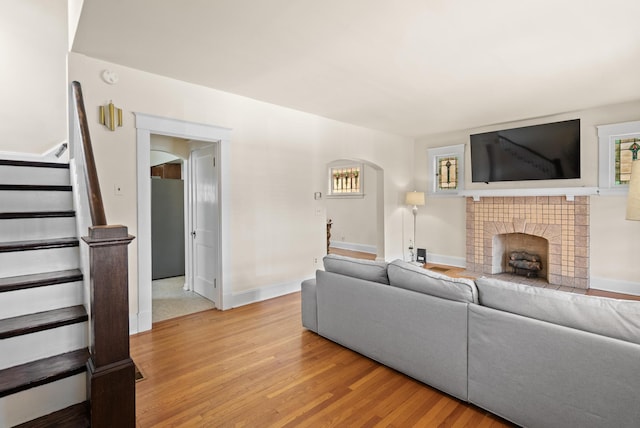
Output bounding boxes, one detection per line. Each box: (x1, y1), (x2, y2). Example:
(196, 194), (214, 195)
(508, 251), (542, 278)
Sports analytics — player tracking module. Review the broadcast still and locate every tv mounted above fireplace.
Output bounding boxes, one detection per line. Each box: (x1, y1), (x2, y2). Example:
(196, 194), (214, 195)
(470, 119), (580, 183)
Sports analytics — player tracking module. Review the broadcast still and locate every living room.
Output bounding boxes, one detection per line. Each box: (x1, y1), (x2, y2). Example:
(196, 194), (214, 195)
(2, 1), (640, 426)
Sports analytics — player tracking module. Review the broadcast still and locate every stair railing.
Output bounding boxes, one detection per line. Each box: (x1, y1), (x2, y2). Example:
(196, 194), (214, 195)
(70, 81), (135, 428)
(71, 82), (107, 226)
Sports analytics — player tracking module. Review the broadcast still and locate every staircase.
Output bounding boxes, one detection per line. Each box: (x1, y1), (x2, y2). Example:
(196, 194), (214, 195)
(0, 159), (90, 427)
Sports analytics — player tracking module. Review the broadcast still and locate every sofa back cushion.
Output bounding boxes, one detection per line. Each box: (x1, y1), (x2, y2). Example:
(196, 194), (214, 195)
(323, 254), (389, 284)
(476, 277), (640, 345)
(387, 260), (479, 303)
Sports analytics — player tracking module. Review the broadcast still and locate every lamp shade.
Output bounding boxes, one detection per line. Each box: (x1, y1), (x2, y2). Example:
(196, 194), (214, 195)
(405, 191), (425, 206)
(627, 160), (640, 221)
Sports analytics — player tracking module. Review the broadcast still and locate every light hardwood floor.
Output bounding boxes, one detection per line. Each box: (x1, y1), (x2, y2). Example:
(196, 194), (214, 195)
(131, 293), (513, 427)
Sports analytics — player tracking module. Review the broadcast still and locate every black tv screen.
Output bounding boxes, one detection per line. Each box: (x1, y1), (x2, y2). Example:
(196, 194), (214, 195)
(470, 119), (580, 183)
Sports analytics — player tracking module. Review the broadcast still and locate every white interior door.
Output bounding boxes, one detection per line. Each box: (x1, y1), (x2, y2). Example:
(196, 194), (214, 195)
(191, 144), (218, 305)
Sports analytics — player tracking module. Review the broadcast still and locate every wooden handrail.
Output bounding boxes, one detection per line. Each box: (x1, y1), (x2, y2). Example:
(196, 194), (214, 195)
(71, 81), (107, 226)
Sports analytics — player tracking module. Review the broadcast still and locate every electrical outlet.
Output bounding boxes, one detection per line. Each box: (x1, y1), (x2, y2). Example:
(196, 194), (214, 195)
(313, 257), (318, 264)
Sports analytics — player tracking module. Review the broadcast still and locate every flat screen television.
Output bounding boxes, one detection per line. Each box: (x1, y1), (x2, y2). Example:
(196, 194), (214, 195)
(470, 119), (580, 183)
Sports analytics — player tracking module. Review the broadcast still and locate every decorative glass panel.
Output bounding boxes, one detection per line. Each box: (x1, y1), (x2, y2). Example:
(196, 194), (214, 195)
(427, 144), (465, 196)
(437, 156), (458, 190)
(615, 138), (640, 184)
(330, 166), (361, 194)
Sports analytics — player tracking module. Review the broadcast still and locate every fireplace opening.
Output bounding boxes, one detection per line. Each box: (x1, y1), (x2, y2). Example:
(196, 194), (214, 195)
(492, 233), (549, 281)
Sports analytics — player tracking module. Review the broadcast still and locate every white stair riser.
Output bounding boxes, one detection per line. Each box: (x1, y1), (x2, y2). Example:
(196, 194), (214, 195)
(0, 247), (80, 277)
(0, 217), (76, 241)
(0, 165), (70, 186)
(0, 373), (86, 427)
(0, 190), (73, 212)
(0, 323), (88, 370)
(0, 281), (83, 319)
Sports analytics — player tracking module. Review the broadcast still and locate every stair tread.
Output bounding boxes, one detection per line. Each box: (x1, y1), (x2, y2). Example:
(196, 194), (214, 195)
(0, 211), (75, 219)
(0, 159), (69, 169)
(14, 401), (89, 428)
(0, 349), (89, 398)
(0, 305), (87, 339)
(0, 237), (79, 253)
(0, 184), (71, 191)
(0, 269), (83, 293)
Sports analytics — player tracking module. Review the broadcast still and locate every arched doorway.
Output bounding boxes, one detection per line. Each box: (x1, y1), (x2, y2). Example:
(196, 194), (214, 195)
(326, 159), (384, 261)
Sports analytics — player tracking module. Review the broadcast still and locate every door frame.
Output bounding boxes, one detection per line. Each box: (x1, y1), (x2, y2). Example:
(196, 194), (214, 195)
(135, 113), (231, 333)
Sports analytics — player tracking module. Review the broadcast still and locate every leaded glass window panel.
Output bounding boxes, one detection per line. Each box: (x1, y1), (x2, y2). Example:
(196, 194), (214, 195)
(615, 138), (640, 184)
(427, 144), (465, 196)
(437, 156), (458, 190)
(330, 166), (361, 194)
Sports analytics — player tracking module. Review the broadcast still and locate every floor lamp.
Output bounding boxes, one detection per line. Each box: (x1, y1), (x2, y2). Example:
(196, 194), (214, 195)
(405, 191), (425, 262)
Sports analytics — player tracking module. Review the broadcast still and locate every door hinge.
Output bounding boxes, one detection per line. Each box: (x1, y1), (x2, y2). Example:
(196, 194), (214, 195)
(213, 157), (216, 167)
(214, 278), (217, 288)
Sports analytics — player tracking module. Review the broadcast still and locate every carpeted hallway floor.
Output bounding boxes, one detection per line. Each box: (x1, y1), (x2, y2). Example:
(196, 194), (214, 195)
(152, 276), (216, 323)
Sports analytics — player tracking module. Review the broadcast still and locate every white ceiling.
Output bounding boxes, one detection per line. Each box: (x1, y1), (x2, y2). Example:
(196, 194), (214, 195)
(72, 0), (640, 137)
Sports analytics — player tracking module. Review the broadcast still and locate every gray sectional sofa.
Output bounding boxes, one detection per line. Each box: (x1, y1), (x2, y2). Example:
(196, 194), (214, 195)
(301, 254), (640, 428)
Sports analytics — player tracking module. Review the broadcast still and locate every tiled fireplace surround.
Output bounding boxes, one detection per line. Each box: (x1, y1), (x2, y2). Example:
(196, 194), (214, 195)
(466, 196), (589, 289)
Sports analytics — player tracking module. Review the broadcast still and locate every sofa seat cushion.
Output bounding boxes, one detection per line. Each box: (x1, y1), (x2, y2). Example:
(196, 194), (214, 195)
(387, 260), (479, 303)
(476, 277), (640, 345)
(323, 254), (389, 284)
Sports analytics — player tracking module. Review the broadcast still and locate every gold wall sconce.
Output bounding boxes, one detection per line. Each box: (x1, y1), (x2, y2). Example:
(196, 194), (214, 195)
(99, 101), (123, 131)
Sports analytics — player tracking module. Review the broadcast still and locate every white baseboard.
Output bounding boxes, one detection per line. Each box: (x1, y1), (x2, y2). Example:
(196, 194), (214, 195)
(590, 276), (640, 296)
(330, 241), (376, 255)
(130, 310), (152, 334)
(427, 253), (466, 268)
(230, 280), (303, 308)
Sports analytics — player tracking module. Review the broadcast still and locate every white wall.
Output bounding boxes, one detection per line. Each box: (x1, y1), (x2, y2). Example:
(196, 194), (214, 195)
(68, 53), (414, 317)
(0, 0), (68, 155)
(414, 99), (640, 286)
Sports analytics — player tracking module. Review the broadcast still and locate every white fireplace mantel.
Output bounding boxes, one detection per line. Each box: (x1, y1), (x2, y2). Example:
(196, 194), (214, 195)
(460, 187), (599, 202)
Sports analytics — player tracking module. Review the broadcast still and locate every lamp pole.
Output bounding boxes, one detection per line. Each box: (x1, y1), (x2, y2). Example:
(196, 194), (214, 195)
(405, 191), (425, 262)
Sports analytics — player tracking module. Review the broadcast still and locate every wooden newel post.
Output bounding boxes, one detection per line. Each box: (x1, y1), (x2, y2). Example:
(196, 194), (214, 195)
(82, 225), (135, 428)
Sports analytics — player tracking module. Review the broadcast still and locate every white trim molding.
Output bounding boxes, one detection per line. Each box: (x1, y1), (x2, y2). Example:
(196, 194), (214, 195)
(329, 241), (377, 255)
(426, 253), (466, 268)
(597, 120), (640, 195)
(461, 187), (599, 201)
(229, 280), (303, 308)
(0, 142), (69, 163)
(134, 113), (232, 333)
(590, 276), (640, 297)
(427, 144), (465, 197)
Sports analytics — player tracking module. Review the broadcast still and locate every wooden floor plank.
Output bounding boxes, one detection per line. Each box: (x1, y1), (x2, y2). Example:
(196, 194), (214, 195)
(131, 292), (514, 427)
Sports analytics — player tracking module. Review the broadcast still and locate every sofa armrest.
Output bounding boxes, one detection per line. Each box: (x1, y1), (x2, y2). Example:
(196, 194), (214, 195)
(301, 278), (318, 332)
